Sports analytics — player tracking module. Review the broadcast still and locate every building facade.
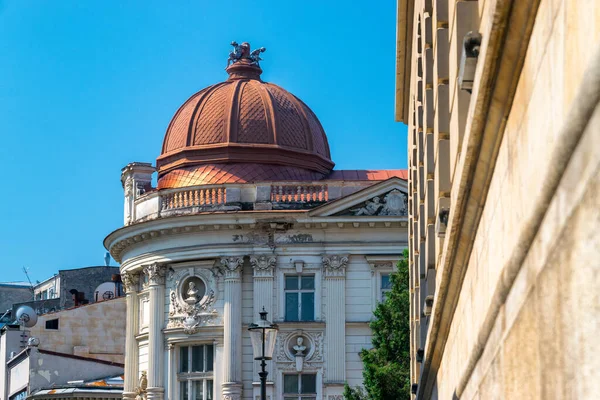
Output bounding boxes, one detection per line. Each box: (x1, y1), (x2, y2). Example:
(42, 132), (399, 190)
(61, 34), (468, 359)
(105, 44), (408, 400)
(396, 0), (600, 398)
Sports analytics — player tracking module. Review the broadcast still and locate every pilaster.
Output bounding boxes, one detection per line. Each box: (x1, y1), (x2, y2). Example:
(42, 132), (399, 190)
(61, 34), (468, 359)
(122, 272), (140, 400)
(250, 254), (276, 389)
(144, 263), (167, 400)
(322, 255), (349, 383)
(220, 256), (244, 400)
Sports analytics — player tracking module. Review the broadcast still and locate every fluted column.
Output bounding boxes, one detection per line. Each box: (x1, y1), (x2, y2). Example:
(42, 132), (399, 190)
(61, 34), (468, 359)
(323, 255), (349, 383)
(144, 263), (167, 400)
(250, 255), (276, 385)
(122, 272), (140, 400)
(220, 256), (244, 400)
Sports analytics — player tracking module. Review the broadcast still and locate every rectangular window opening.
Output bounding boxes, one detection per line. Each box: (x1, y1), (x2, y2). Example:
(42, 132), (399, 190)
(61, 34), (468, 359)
(284, 275), (315, 322)
(45, 319), (59, 330)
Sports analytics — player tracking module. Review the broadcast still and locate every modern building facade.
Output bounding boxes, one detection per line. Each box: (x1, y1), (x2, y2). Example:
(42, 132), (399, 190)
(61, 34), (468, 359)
(104, 44), (408, 400)
(396, 0), (600, 398)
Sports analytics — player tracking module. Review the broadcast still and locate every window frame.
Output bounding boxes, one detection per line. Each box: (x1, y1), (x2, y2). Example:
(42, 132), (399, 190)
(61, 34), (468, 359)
(281, 372), (319, 400)
(177, 344), (214, 400)
(283, 274), (316, 322)
(277, 265), (322, 323)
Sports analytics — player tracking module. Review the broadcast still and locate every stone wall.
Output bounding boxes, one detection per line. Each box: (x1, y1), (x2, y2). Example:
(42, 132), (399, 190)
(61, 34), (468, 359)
(0, 287), (32, 314)
(397, 0), (600, 398)
(29, 296), (126, 363)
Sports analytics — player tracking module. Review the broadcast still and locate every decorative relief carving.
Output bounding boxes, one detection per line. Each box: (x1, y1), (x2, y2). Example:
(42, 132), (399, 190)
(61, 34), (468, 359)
(166, 266), (219, 333)
(250, 254), (276, 278)
(322, 255), (349, 278)
(122, 272), (139, 293)
(276, 330), (324, 363)
(134, 370), (147, 400)
(219, 256), (244, 280)
(347, 189), (408, 216)
(143, 263), (167, 286)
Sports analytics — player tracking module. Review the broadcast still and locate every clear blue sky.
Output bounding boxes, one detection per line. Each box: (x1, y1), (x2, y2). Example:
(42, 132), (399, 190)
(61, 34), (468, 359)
(0, 1), (408, 283)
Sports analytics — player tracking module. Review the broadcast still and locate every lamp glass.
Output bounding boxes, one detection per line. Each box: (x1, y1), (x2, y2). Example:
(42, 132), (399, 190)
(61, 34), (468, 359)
(263, 327), (278, 359)
(249, 328), (264, 360)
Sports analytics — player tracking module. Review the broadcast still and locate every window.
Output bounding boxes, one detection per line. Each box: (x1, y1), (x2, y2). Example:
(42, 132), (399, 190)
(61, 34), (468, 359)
(178, 344), (213, 400)
(9, 390), (27, 400)
(285, 275), (315, 321)
(45, 319), (59, 330)
(283, 373), (317, 400)
(381, 274), (392, 301)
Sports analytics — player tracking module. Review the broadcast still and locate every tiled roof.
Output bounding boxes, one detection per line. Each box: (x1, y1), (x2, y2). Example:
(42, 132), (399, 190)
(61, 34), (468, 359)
(157, 163), (407, 188)
(326, 169), (408, 181)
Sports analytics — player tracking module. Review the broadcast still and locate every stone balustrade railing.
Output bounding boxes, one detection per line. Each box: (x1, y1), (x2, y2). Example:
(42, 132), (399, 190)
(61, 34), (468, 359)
(127, 181), (370, 225)
(160, 186), (227, 211)
(270, 184), (328, 203)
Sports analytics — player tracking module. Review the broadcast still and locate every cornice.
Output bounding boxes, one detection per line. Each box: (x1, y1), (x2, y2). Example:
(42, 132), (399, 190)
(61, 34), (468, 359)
(105, 213), (408, 263)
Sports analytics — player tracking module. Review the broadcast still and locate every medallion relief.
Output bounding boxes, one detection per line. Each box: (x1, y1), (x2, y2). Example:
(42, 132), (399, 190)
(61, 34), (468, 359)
(167, 266), (219, 333)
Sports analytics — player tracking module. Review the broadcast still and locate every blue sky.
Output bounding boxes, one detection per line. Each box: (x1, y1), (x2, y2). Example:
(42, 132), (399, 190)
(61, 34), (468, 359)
(0, 1), (407, 283)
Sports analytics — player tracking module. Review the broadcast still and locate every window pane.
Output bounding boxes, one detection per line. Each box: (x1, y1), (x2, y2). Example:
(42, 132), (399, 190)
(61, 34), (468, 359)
(285, 293), (299, 321)
(193, 381), (203, 400)
(301, 374), (317, 393)
(300, 293), (314, 321)
(192, 346), (204, 372)
(300, 276), (315, 289)
(381, 274), (392, 289)
(285, 275), (299, 290)
(206, 345), (214, 371)
(206, 380), (213, 400)
(180, 346), (189, 372)
(180, 381), (188, 400)
(284, 375), (299, 394)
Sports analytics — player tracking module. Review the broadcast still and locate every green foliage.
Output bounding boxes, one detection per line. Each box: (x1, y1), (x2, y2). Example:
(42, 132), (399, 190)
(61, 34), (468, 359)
(345, 249), (411, 400)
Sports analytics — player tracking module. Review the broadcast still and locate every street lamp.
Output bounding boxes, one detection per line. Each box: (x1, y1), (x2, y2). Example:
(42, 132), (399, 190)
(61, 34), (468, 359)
(248, 307), (279, 400)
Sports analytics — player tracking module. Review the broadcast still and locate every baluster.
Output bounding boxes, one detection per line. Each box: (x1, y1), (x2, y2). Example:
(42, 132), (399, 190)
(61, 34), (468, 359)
(212, 188), (217, 204)
(217, 188), (222, 204)
(223, 188), (227, 203)
(184, 191), (189, 207)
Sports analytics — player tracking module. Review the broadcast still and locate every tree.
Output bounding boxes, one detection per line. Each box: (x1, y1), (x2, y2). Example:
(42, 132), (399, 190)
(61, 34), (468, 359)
(344, 249), (411, 399)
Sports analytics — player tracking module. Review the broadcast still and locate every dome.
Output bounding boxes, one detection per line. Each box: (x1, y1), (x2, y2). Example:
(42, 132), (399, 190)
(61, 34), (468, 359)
(156, 44), (334, 189)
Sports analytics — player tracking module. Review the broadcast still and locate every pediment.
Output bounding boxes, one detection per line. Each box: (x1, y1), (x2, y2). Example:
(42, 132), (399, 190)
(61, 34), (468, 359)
(309, 178), (409, 217)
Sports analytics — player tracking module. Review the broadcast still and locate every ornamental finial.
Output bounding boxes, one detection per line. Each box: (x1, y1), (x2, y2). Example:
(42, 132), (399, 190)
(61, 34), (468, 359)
(227, 41), (266, 68)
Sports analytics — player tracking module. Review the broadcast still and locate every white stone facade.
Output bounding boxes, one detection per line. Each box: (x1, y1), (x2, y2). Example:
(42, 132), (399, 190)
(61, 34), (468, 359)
(106, 175), (408, 400)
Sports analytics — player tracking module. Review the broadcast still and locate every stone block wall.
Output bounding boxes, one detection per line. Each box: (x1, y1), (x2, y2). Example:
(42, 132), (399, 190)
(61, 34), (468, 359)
(29, 296), (126, 363)
(58, 266), (121, 308)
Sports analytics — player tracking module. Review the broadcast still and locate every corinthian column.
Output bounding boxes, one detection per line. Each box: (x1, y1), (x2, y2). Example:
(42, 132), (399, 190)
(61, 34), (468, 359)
(323, 255), (349, 383)
(122, 272), (140, 400)
(220, 256), (244, 400)
(144, 263), (167, 400)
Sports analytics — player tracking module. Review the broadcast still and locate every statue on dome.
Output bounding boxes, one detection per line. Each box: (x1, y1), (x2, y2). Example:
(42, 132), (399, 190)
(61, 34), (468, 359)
(227, 41), (266, 67)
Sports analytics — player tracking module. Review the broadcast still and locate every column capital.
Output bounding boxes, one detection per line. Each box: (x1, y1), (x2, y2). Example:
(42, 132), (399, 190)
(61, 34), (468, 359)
(219, 257), (244, 280)
(122, 271), (140, 293)
(322, 254), (349, 278)
(143, 263), (167, 286)
(250, 254), (276, 278)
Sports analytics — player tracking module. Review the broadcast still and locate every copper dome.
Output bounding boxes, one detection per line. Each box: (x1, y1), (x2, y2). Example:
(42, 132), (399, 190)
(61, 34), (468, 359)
(157, 48), (334, 188)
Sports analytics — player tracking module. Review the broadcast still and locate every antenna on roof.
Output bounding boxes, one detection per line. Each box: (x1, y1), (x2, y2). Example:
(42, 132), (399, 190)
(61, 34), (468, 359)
(104, 252), (111, 267)
(22, 267), (35, 301)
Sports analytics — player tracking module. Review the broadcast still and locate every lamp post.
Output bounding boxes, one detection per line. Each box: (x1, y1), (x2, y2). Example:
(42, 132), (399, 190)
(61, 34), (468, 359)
(248, 308), (279, 400)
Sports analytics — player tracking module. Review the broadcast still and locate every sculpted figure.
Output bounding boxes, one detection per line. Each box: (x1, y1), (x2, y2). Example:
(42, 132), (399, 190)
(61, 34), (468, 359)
(185, 281), (199, 304)
(351, 197), (382, 216)
(293, 336), (307, 356)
